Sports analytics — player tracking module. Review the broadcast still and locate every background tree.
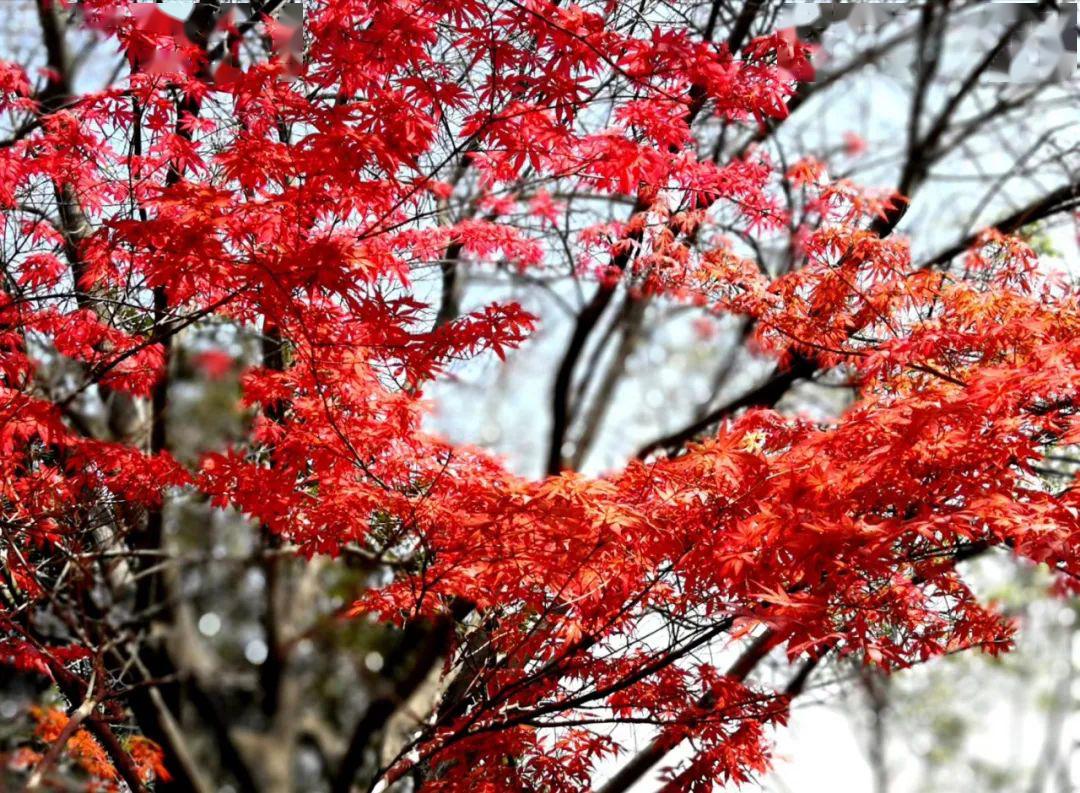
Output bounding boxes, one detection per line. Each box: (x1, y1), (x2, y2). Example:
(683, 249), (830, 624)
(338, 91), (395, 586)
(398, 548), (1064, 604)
(0, 1), (1078, 792)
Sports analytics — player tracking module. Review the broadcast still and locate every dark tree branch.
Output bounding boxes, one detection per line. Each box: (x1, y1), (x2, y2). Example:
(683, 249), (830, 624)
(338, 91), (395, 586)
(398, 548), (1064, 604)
(332, 609), (463, 793)
(636, 356), (815, 459)
(595, 628), (778, 793)
(919, 179), (1080, 270)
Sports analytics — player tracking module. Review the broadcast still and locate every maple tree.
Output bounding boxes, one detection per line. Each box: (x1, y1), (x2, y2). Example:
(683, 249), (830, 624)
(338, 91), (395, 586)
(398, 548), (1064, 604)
(0, 1), (1078, 791)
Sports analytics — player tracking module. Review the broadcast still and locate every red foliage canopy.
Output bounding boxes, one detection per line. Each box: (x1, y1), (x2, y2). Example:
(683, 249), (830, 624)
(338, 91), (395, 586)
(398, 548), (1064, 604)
(0, 1), (1077, 790)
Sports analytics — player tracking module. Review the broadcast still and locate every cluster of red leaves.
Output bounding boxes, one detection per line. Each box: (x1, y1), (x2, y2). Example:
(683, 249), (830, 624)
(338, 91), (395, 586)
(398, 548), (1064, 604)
(5, 707), (169, 790)
(0, 1), (1077, 790)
